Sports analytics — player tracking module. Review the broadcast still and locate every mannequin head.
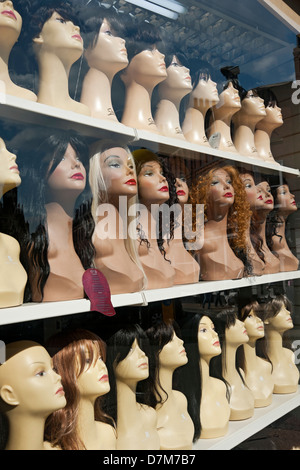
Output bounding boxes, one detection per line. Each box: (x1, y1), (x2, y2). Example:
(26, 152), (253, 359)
(239, 170), (265, 212)
(25, 2), (83, 66)
(157, 52), (192, 102)
(0, 341), (66, 419)
(103, 324), (153, 423)
(259, 295), (294, 333)
(190, 165), (251, 265)
(121, 21), (166, 89)
(82, 5), (128, 76)
(18, 130), (94, 301)
(167, 157), (190, 205)
(256, 88), (283, 131)
(44, 329), (114, 450)
(233, 89), (266, 125)
(178, 312), (230, 441)
(146, 321), (187, 405)
(214, 81), (241, 115)
(0, 0), (22, 52)
(255, 178), (274, 215)
(238, 300), (265, 341)
(0, 136), (21, 197)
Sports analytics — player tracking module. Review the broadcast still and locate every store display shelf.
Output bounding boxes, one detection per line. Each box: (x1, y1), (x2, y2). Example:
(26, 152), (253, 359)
(134, 129), (300, 177)
(143, 270), (300, 304)
(193, 387), (300, 450)
(0, 95), (299, 177)
(0, 292), (145, 327)
(0, 271), (299, 327)
(0, 94), (136, 144)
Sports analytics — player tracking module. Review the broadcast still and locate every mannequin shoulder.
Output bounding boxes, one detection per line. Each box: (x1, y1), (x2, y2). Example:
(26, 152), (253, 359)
(173, 390), (189, 408)
(138, 404), (158, 425)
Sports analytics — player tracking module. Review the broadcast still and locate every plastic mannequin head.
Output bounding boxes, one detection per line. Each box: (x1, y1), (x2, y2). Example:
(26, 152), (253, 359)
(18, 130), (94, 302)
(190, 165), (250, 254)
(215, 82), (241, 113)
(255, 179), (274, 213)
(45, 329), (113, 450)
(256, 88), (283, 128)
(178, 312), (230, 442)
(0, 0), (22, 49)
(239, 170), (265, 211)
(0, 136), (21, 197)
(104, 324), (153, 423)
(259, 295), (294, 332)
(237, 89), (267, 119)
(167, 157), (190, 205)
(0, 341), (66, 417)
(238, 300), (265, 340)
(158, 52), (192, 99)
(146, 321), (187, 405)
(82, 4), (128, 74)
(121, 21), (166, 87)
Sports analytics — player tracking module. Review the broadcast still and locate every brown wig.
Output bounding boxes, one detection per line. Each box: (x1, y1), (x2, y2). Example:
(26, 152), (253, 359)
(189, 165), (252, 273)
(45, 329), (115, 450)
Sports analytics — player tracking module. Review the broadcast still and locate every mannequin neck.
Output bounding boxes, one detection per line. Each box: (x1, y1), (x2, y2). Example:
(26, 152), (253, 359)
(265, 327), (285, 361)
(5, 413), (47, 450)
(115, 378), (139, 432)
(138, 202), (159, 242)
(36, 51), (73, 103)
(81, 67), (116, 120)
(223, 342), (240, 380)
(200, 355), (213, 389)
(45, 202), (74, 242)
(76, 395), (98, 448)
(253, 211), (269, 243)
(157, 365), (175, 400)
(121, 80), (157, 130)
(243, 338), (259, 370)
(206, 208), (229, 232)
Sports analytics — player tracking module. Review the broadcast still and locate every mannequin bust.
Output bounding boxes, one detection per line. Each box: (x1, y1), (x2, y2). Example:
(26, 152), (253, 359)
(233, 89), (267, 158)
(0, 340), (66, 450)
(154, 52), (192, 139)
(259, 295), (300, 394)
(26, 4), (90, 115)
(182, 62), (219, 146)
(238, 300), (274, 407)
(120, 23), (167, 132)
(267, 177), (299, 272)
(164, 157), (200, 284)
(89, 142), (146, 294)
(104, 324), (160, 450)
(80, 6), (128, 120)
(190, 165), (250, 280)
(238, 170), (266, 276)
(213, 309), (255, 421)
(0, 0), (36, 100)
(252, 179), (280, 274)
(133, 148), (175, 290)
(179, 313), (231, 441)
(45, 329), (116, 450)
(0, 137), (27, 308)
(146, 321), (194, 449)
(255, 88), (283, 163)
(208, 82), (241, 152)
(18, 131), (95, 302)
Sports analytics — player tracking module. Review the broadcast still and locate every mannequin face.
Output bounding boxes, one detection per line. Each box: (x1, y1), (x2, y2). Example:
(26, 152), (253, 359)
(216, 82), (241, 110)
(114, 338), (149, 382)
(256, 181), (274, 211)
(34, 11), (83, 57)
(225, 319), (249, 346)
(265, 304), (294, 332)
(276, 184), (297, 214)
(0, 1), (22, 39)
(207, 168), (234, 208)
(263, 104), (283, 125)
(198, 316), (221, 358)
(137, 160), (169, 205)
(243, 309), (265, 340)
(192, 76), (219, 107)
(241, 91), (266, 118)
(162, 55), (192, 91)
(159, 332), (187, 369)
(124, 46), (167, 83)
(0, 344), (66, 414)
(47, 143), (86, 196)
(168, 158), (189, 204)
(85, 18), (128, 70)
(100, 147), (137, 197)
(76, 346), (110, 398)
(239, 173), (265, 210)
(0, 137), (21, 194)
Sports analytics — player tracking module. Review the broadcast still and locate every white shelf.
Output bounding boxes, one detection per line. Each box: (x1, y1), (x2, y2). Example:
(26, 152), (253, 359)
(1, 94), (299, 177)
(0, 271), (299, 326)
(194, 387), (300, 450)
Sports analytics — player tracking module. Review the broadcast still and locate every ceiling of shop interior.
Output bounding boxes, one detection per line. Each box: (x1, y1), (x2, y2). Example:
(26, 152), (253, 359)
(105, 0), (296, 88)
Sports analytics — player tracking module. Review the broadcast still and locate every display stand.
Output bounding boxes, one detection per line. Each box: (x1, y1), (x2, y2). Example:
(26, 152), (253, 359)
(0, 95), (299, 450)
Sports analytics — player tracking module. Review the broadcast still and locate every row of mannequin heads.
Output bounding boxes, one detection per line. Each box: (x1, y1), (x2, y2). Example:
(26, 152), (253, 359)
(0, 293), (298, 450)
(1, 1), (283, 163)
(0, 131), (298, 309)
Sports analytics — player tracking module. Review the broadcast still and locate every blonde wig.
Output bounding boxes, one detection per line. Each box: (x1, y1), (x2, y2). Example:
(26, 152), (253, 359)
(89, 140), (147, 289)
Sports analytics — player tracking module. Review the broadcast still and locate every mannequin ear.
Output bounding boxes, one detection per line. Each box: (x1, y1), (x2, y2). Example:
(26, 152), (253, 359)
(33, 34), (44, 46)
(0, 385), (20, 407)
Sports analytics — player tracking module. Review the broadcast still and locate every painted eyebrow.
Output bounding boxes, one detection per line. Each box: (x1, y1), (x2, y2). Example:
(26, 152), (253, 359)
(104, 155), (121, 163)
